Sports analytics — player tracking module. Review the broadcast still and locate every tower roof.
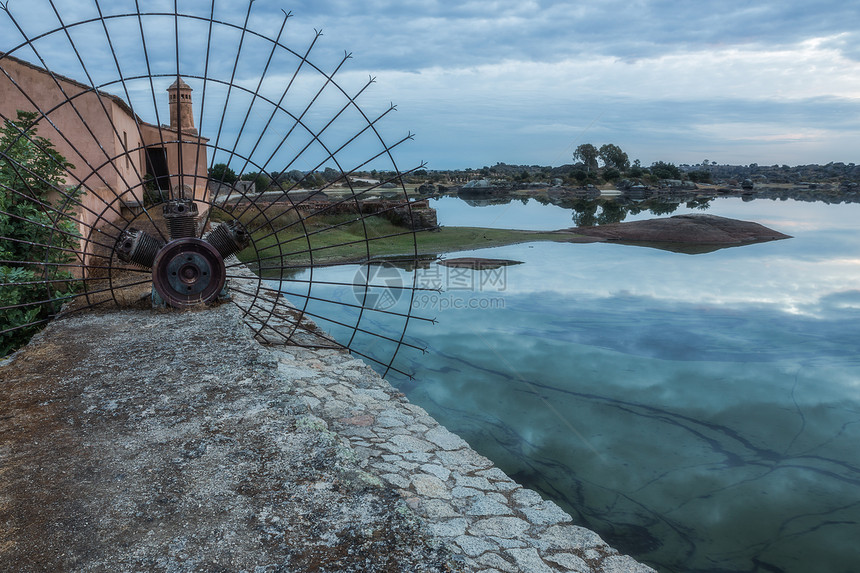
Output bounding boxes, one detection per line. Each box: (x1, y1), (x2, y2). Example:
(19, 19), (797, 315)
(167, 77), (192, 91)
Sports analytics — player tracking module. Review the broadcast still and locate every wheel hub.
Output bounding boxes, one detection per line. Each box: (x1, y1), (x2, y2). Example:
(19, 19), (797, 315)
(152, 238), (226, 307)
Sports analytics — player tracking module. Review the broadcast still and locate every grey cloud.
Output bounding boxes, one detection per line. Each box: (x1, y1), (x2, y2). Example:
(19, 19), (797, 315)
(389, 93), (860, 168)
(9, 0), (860, 75)
(4, 0), (859, 171)
(268, 0), (860, 71)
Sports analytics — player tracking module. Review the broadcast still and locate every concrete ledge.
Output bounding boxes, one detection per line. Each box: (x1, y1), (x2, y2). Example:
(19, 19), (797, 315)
(0, 304), (654, 572)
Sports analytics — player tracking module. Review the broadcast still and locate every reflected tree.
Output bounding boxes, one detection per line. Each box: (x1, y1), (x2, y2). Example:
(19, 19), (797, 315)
(647, 201), (681, 215)
(686, 198), (712, 211)
(571, 199), (599, 227)
(567, 198), (687, 226)
(596, 201), (626, 225)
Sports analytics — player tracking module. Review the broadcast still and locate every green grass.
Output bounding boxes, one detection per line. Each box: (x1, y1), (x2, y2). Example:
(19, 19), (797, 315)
(226, 206), (581, 276)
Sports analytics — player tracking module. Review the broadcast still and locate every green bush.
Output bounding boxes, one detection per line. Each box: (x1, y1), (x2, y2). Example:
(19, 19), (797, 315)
(602, 167), (621, 182)
(208, 162), (238, 185)
(650, 161), (681, 180)
(240, 171), (272, 191)
(687, 170), (713, 183)
(1, 111), (82, 356)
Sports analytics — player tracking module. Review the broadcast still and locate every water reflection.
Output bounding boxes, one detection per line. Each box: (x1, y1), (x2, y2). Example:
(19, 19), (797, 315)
(277, 197), (860, 573)
(392, 282), (860, 572)
(432, 194), (711, 230)
(448, 190), (715, 227)
(559, 196), (712, 227)
(435, 191), (859, 232)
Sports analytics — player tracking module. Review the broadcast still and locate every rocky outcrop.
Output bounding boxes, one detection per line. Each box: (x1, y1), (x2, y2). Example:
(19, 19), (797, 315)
(387, 202), (439, 231)
(569, 214), (791, 254)
(573, 214), (790, 251)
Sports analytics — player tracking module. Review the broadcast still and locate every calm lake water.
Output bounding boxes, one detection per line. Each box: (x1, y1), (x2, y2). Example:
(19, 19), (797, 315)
(275, 195), (860, 573)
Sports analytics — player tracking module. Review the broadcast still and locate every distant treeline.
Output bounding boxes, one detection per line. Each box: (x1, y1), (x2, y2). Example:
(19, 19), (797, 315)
(426, 142), (860, 186)
(207, 142), (860, 192)
(432, 158), (860, 186)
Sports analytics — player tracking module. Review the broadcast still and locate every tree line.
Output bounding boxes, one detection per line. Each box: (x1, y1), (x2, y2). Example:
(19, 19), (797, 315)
(571, 143), (711, 185)
(206, 163), (419, 191)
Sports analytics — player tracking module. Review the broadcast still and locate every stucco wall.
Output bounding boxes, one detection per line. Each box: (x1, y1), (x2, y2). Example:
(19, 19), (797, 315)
(1, 54), (210, 272)
(0, 55), (142, 230)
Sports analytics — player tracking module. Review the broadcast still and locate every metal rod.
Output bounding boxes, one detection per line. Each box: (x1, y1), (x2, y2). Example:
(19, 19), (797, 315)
(92, 0), (168, 243)
(3, 6), (163, 237)
(227, 272), (440, 294)
(248, 282), (433, 323)
(0, 277), (152, 313)
(47, 0), (164, 241)
(0, 5), (426, 376)
(228, 284), (424, 363)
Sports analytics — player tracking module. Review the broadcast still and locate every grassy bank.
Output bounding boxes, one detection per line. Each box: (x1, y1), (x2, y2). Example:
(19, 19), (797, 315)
(225, 207), (585, 276)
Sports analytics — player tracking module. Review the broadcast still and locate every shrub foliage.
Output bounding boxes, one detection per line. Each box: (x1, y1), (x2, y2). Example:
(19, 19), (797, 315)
(1, 110), (81, 356)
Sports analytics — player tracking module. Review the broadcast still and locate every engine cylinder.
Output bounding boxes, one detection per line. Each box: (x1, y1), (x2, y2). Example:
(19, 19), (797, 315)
(163, 199), (199, 240)
(204, 220), (250, 259)
(115, 228), (163, 268)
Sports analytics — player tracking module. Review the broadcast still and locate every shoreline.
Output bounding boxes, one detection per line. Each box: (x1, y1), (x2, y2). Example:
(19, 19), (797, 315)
(0, 287), (656, 572)
(244, 226), (597, 275)
(245, 211), (790, 272)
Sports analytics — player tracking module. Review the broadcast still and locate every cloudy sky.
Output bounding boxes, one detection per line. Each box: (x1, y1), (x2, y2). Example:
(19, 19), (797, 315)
(3, 0), (860, 171)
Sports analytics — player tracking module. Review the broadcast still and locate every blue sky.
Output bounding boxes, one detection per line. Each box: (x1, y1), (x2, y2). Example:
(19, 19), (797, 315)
(3, 0), (859, 171)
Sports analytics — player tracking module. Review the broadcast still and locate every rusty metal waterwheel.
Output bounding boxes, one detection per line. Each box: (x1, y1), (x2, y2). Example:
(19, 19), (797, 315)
(0, 0), (434, 376)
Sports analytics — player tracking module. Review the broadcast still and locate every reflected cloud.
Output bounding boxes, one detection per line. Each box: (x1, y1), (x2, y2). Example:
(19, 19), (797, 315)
(272, 193), (860, 572)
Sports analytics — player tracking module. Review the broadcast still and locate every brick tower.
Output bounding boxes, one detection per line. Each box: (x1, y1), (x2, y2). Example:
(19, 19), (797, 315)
(168, 77), (197, 135)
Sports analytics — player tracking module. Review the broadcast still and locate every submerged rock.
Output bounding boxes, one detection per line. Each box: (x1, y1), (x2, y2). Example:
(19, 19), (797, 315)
(439, 257), (524, 270)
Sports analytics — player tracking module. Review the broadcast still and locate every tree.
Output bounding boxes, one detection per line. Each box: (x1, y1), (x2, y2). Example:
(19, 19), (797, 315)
(598, 144), (630, 171)
(602, 167), (621, 182)
(687, 170), (712, 183)
(650, 161), (681, 180)
(240, 171), (271, 191)
(573, 143), (598, 174)
(208, 163), (238, 185)
(1, 111), (81, 355)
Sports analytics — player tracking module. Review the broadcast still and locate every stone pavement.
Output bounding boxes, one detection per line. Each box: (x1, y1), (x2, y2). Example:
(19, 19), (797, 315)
(275, 346), (656, 573)
(0, 300), (655, 572)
